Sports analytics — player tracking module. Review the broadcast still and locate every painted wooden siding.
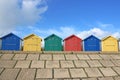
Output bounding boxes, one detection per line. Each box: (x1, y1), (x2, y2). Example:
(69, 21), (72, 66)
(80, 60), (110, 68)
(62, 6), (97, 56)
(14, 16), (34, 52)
(44, 34), (62, 51)
(102, 36), (118, 51)
(84, 35), (101, 51)
(0, 39), (2, 50)
(23, 34), (42, 51)
(64, 35), (82, 51)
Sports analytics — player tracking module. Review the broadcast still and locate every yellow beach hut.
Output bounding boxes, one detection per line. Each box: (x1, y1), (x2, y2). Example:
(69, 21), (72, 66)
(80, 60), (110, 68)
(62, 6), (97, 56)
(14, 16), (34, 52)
(23, 34), (42, 51)
(101, 36), (118, 52)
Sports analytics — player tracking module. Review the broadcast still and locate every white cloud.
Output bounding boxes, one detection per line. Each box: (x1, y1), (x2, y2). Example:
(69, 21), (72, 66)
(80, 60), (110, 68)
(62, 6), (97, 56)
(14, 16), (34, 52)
(97, 22), (114, 28)
(25, 26), (120, 40)
(77, 28), (110, 39)
(26, 26), (77, 38)
(0, 0), (48, 37)
(48, 27), (77, 38)
(112, 32), (120, 39)
(14, 26), (120, 47)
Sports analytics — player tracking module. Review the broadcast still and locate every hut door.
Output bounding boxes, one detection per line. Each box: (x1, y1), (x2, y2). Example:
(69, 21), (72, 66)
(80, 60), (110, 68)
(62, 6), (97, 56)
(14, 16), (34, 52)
(53, 38), (59, 51)
(6, 36), (18, 50)
(85, 38), (96, 51)
(104, 40), (116, 51)
(73, 38), (78, 50)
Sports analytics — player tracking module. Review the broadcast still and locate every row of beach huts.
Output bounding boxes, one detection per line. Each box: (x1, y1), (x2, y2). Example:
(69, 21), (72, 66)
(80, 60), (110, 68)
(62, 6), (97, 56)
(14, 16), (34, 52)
(0, 33), (119, 52)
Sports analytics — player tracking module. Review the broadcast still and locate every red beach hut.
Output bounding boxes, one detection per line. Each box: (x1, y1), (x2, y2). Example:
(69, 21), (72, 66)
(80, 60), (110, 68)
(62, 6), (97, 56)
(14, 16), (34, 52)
(64, 35), (82, 51)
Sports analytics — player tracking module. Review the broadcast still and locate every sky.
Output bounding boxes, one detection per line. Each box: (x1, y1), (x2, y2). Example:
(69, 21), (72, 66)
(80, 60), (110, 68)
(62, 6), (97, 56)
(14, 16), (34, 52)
(0, 0), (120, 40)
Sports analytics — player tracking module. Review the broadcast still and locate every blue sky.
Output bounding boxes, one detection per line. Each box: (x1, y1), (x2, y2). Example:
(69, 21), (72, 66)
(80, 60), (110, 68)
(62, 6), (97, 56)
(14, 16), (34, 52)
(0, 0), (120, 39)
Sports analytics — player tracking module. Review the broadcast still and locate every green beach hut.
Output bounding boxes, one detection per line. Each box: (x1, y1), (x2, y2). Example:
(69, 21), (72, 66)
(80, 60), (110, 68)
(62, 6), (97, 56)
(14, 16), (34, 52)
(44, 34), (62, 51)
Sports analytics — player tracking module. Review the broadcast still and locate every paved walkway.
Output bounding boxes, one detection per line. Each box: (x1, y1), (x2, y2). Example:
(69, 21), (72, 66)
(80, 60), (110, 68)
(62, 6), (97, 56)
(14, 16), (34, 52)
(0, 51), (120, 80)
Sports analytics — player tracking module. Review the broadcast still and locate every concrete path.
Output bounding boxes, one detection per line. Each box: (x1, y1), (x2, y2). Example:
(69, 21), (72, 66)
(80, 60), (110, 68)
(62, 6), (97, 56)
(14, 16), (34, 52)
(0, 51), (120, 80)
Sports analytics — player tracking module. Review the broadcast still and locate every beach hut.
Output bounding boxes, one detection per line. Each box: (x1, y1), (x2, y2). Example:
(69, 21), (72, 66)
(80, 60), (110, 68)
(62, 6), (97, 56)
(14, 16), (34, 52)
(23, 34), (42, 51)
(1, 33), (22, 50)
(118, 38), (120, 51)
(44, 34), (62, 51)
(64, 35), (82, 51)
(0, 38), (1, 50)
(84, 35), (101, 51)
(101, 36), (118, 52)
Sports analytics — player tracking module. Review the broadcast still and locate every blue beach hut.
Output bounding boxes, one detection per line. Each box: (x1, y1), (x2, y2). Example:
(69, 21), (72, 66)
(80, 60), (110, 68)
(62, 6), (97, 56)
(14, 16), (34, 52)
(83, 35), (101, 51)
(1, 33), (22, 50)
(0, 38), (1, 50)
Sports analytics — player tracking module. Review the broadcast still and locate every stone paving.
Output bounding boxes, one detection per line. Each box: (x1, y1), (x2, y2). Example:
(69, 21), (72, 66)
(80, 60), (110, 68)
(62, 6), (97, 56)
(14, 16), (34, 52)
(0, 51), (120, 80)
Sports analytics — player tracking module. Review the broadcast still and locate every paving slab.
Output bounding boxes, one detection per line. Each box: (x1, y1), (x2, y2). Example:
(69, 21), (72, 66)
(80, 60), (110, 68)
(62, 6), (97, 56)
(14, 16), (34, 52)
(36, 79), (53, 80)
(40, 54), (52, 60)
(65, 54), (78, 60)
(82, 78), (97, 80)
(77, 54), (90, 60)
(0, 54), (3, 57)
(36, 79), (54, 80)
(64, 79), (80, 80)
(70, 68), (87, 78)
(114, 76), (120, 80)
(100, 68), (118, 76)
(26, 54), (39, 60)
(87, 60), (102, 67)
(74, 60), (89, 68)
(110, 55), (120, 59)
(13, 54), (27, 60)
(36, 69), (52, 78)
(0, 54), (14, 60)
(0, 68), (4, 74)
(112, 67), (120, 75)
(98, 77), (114, 80)
(31, 61), (44, 68)
(0, 60), (16, 68)
(61, 61), (75, 68)
(17, 69), (36, 80)
(88, 54), (102, 60)
(0, 69), (20, 80)
(15, 61), (31, 68)
(99, 60), (115, 67)
(85, 68), (103, 77)
(111, 60), (120, 66)
(53, 54), (65, 60)
(99, 55), (112, 59)
(46, 61), (59, 68)
(54, 69), (70, 78)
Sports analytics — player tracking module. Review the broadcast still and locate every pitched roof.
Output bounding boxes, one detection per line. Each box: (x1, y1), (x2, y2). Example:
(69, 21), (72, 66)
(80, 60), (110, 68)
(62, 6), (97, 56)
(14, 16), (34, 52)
(1, 33), (22, 40)
(23, 34), (42, 40)
(102, 36), (118, 41)
(64, 34), (82, 41)
(84, 35), (100, 41)
(44, 34), (62, 40)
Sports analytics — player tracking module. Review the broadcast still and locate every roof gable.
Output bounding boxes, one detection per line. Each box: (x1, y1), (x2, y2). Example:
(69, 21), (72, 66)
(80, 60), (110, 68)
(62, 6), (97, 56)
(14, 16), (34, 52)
(1, 33), (22, 40)
(64, 34), (82, 41)
(102, 36), (118, 41)
(84, 35), (100, 41)
(23, 34), (42, 40)
(44, 34), (62, 40)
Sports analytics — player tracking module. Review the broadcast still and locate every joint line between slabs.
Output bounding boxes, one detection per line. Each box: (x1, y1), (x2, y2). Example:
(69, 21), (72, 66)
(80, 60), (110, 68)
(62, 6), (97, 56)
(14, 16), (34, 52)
(15, 68), (21, 80)
(0, 68), (5, 75)
(11, 53), (15, 60)
(111, 67), (119, 76)
(34, 68), (37, 80)
(13, 60), (18, 68)
(25, 53), (28, 60)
